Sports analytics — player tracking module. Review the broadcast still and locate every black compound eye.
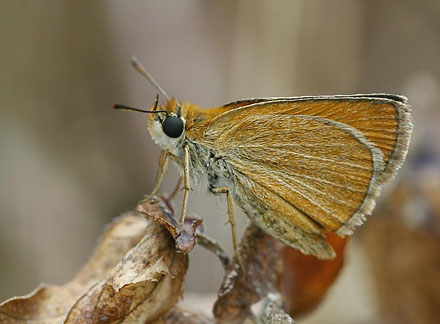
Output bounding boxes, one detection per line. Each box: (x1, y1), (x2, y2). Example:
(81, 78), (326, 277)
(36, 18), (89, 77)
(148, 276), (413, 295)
(162, 115), (184, 138)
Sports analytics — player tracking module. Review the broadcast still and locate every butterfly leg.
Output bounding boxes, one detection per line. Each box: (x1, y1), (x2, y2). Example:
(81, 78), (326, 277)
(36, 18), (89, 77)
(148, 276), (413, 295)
(145, 150), (183, 203)
(145, 150), (169, 201)
(167, 176), (183, 201)
(211, 187), (244, 270)
(180, 144), (191, 227)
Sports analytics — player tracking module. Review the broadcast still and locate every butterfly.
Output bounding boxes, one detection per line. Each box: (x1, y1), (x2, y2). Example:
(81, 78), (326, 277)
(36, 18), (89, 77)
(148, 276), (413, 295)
(115, 57), (412, 259)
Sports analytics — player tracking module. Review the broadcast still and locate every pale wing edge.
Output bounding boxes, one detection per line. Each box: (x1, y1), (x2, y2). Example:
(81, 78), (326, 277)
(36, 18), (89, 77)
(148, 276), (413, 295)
(280, 115), (386, 236)
(318, 116), (386, 236)
(294, 116), (386, 236)
(222, 93), (408, 108)
(378, 99), (412, 183)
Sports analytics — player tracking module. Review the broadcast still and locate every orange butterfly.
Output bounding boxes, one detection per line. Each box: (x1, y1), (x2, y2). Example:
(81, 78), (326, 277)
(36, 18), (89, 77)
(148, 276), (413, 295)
(115, 57), (412, 259)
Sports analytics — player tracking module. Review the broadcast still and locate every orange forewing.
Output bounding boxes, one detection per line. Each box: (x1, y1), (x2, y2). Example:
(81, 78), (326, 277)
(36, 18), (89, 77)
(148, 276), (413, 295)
(215, 95), (410, 182)
(203, 112), (381, 258)
(210, 114), (378, 229)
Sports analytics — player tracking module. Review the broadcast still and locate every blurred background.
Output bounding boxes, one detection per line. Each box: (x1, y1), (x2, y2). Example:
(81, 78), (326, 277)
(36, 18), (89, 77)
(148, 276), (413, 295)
(1, 0), (440, 323)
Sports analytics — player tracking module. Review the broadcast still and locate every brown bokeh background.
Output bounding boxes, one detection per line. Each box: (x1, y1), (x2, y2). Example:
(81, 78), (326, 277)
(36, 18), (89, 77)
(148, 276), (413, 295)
(1, 1), (440, 323)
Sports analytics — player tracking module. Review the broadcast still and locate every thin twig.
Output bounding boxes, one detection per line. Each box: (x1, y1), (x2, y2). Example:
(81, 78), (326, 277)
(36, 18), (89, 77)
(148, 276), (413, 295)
(197, 232), (230, 269)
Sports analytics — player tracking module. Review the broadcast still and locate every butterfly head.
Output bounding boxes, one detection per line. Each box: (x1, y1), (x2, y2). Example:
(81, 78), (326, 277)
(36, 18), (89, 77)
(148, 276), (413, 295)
(147, 97), (186, 153)
(113, 96), (186, 155)
(113, 57), (192, 154)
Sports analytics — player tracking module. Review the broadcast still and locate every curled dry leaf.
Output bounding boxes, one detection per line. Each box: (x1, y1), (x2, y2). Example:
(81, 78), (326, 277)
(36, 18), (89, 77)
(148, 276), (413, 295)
(137, 198), (203, 254)
(64, 216), (187, 323)
(0, 203), (188, 324)
(213, 225), (347, 323)
(280, 233), (348, 318)
(0, 213), (148, 323)
(139, 197), (230, 268)
(213, 224), (284, 324)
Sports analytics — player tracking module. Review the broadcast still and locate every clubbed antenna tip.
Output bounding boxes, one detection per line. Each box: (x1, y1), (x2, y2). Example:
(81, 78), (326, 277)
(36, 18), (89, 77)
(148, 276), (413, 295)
(130, 55), (171, 101)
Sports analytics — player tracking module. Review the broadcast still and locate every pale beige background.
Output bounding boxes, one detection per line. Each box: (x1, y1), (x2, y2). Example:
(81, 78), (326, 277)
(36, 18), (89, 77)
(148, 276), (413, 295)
(1, 1), (440, 323)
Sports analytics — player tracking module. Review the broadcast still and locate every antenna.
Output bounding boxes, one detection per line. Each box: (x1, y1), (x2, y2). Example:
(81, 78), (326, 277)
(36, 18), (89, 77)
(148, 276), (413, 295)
(130, 56), (171, 101)
(113, 103), (167, 115)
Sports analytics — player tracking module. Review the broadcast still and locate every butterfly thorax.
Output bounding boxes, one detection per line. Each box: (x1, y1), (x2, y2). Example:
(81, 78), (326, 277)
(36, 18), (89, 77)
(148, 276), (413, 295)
(147, 98), (235, 191)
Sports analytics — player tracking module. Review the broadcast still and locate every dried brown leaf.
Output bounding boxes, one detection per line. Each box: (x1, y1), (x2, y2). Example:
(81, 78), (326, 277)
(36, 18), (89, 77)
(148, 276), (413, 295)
(0, 201), (188, 324)
(138, 198), (203, 254)
(64, 216), (187, 323)
(0, 214), (148, 323)
(212, 225), (347, 323)
(279, 232), (348, 318)
(213, 224), (284, 324)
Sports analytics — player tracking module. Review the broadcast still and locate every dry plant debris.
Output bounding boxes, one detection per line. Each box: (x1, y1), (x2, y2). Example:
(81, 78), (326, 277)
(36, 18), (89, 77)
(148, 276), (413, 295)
(213, 224), (347, 323)
(0, 196), (348, 324)
(137, 198), (202, 255)
(280, 233), (348, 318)
(0, 207), (188, 323)
(213, 224), (284, 324)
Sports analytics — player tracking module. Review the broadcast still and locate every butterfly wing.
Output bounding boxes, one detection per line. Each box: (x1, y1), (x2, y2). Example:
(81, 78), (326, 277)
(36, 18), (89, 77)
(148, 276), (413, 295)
(203, 97), (411, 258)
(220, 95), (411, 183)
